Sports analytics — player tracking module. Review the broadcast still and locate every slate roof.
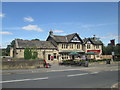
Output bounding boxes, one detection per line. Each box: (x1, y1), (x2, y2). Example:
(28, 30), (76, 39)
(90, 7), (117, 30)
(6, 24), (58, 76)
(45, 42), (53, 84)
(51, 35), (67, 42)
(49, 33), (83, 43)
(83, 38), (103, 45)
(15, 39), (56, 49)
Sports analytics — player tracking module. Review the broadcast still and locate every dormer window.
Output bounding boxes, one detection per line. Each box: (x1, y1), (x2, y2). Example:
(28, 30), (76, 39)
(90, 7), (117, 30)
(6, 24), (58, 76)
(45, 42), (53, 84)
(71, 36), (81, 42)
(87, 41), (91, 44)
(96, 45), (99, 49)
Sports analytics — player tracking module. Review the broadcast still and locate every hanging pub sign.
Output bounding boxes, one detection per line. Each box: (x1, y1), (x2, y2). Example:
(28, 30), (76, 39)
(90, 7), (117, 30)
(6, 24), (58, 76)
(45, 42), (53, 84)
(112, 52), (115, 56)
(50, 56), (54, 61)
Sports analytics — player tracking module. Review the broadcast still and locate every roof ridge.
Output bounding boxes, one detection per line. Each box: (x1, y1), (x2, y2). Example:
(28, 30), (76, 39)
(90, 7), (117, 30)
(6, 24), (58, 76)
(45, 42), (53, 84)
(66, 33), (76, 36)
(53, 35), (65, 37)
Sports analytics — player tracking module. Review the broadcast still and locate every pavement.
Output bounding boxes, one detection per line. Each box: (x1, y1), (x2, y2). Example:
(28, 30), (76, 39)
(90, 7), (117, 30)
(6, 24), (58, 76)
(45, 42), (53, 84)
(1, 61), (119, 75)
(111, 83), (120, 88)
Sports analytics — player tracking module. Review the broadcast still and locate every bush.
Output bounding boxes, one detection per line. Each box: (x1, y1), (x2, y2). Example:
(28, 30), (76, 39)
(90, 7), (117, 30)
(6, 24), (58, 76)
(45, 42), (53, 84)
(32, 51), (38, 59)
(114, 59), (120, 61)
(24, 48), (32, 60)
(24, 48), (38, 60)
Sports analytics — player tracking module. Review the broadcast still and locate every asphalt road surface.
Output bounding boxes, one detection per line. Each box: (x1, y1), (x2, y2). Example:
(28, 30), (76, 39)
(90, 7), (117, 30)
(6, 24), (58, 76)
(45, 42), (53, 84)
(2, 70), (118, 88)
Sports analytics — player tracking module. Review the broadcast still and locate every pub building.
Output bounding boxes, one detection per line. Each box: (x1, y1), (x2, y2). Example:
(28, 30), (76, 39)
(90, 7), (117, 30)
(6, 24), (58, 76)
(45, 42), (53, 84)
(9, 30), (103, 61)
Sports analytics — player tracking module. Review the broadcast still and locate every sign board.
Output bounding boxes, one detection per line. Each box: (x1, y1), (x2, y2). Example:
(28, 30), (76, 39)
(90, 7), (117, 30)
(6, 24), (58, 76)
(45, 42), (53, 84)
(87, 50), (100, 53)
(112, 52), (115, 56)
(50, 56), (54, 61)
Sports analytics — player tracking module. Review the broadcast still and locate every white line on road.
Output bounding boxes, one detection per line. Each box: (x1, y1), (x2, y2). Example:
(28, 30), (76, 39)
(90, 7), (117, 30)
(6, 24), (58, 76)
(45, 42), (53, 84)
(1, 77), (48, 83)
(67, 73), (88, 77)
(90, 72), (99, 74)
(50, 68), (96, 72)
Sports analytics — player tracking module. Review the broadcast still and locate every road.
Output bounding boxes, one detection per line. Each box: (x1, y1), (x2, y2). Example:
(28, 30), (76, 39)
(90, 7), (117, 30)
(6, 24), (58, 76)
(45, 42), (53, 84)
(2, 69), (118, 88)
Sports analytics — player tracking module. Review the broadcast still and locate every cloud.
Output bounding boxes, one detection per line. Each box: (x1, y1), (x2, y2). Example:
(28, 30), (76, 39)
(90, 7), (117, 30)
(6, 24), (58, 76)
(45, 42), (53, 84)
(81, 23), (108, 28)
(21, 25), (43, 32)
(2, 27), (20, 30)
(0, 13), (5, 18)
(60, 33), (67, 35)
(99, 33), (119, 40)
(24, 16), (34, 22)
(53, 30), (64, 33)
(0, 31), (12, 35)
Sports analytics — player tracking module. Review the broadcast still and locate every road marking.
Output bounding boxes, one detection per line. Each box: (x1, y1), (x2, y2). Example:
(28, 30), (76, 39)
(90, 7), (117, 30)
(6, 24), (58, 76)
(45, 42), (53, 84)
(50, 69), (80, 72)
(67, 73), (88, 77)
(90, 72), (99, 74)
(50, 67), (96, 72)
(1, 77), (48, 83)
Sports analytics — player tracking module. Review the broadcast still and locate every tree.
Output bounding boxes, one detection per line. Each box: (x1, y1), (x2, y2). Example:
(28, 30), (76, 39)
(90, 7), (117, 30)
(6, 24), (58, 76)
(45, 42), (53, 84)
(114, 45), (120, 55)
(102, 44), (120, 55)
(102, 45), (107, 55)
(105, 45), (113, 55)
(6, 45), (11, 56)
(31, 39), (40, 41)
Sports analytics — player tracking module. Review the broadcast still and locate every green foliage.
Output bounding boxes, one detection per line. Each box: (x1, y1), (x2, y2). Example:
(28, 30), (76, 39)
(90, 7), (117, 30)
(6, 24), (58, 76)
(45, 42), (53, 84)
(32, 51), (38, 59)
(11, 40), (15, 47)
(102, 44), (120, 55)
(89, 59), (111, 62)
(24, 48), (32, 60)
(114, 45), (120, 55)
(31, 39), (40, 41)
(24, 48), (38, 60)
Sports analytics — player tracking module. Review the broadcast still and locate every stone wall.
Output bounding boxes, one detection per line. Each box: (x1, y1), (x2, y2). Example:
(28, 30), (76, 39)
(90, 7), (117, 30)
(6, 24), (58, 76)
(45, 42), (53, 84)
(2, 60), (44, 70)
(100, 55), (112, 59)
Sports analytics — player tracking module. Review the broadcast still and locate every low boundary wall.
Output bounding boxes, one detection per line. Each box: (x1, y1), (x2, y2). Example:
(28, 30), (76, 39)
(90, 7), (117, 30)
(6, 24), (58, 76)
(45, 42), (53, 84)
(2, 60), (44, 70)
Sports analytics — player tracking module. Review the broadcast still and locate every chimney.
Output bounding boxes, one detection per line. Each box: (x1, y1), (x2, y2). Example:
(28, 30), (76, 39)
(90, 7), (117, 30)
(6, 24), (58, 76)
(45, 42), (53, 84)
(49, 30), (53, 35)
(93, 34), (96, 40)
(110, 39), (115, 46)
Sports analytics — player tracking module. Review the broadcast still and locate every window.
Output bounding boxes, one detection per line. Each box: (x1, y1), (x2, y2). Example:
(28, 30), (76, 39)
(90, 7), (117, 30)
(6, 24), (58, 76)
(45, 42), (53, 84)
(62, 44), (63, 48)
(77, 44), (81, 49)
(54, 53), (57, 59)
(69, 44), (71, 48)
(71, 36), (81, 42)
(71, 44), (73, 49)
(62, 44), (68, 49)
(96, 45), (99, 49)
(66, 44), (68, 48)
(87, 44), (91, 49)
(69, 44), (73, 49)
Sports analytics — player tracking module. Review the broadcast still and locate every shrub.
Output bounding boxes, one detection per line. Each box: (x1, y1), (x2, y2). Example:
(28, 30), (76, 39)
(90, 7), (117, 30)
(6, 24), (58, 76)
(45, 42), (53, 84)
(32, 51), (38, 59)
(24, 48), (32, 60)
(24, 48), (38, 60)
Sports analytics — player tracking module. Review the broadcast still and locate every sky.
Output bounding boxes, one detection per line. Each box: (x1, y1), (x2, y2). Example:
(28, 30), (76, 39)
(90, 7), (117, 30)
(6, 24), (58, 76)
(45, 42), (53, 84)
(0, 2), (118, 48)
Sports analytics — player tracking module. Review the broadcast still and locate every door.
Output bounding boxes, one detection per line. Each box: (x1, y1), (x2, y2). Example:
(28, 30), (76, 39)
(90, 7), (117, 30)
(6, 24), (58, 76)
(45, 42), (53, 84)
(48, 54), (51, 60)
